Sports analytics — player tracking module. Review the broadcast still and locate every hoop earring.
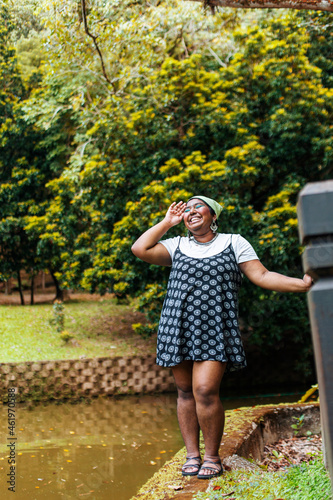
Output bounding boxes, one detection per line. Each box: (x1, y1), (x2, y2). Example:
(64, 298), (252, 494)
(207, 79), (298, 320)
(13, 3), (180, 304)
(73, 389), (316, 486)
(210, 220), (218, 233)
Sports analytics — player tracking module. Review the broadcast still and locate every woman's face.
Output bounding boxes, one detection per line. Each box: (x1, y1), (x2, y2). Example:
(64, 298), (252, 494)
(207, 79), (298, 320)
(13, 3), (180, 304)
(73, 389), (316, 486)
(183, 199), (216, 233)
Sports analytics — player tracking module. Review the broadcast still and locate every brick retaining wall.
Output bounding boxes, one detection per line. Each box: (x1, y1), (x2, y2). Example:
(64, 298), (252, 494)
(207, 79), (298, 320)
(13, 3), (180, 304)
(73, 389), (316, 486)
(0, 355), (175, 402)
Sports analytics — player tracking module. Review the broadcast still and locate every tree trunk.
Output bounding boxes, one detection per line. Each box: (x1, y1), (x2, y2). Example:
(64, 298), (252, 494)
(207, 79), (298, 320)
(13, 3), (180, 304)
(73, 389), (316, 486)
(5, 278), (11, 295)
(189, 0), (333, 12)
(30, 274), (35, 305)
(49, 268), (64, 301)
(17, 270), (25, 306)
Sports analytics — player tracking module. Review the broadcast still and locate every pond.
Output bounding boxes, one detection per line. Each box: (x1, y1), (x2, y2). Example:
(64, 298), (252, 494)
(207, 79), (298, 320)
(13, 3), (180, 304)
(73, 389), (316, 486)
(0, 391), (302, 500)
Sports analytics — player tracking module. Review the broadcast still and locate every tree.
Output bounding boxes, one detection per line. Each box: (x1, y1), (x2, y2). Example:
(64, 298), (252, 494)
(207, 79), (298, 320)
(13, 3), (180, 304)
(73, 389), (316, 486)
(0, 1), (29, 303)
(0, 1), (63, 303)
(296, 10), (333, 89)
(2, 1), (332, 374)
(23, 0), (242, 294)
(189, 0), (333, 13)
(93, 12), (331, 374)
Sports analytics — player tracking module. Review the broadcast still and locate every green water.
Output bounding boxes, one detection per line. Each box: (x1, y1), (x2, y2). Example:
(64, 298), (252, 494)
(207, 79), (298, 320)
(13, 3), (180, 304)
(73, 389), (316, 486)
(0, 392), (302, 499)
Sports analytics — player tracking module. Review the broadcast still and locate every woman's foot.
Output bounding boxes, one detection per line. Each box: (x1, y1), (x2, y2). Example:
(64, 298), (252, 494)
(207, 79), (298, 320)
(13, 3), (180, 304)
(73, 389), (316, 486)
(181, 456), (201, 476)
(197, 458), (223, 479)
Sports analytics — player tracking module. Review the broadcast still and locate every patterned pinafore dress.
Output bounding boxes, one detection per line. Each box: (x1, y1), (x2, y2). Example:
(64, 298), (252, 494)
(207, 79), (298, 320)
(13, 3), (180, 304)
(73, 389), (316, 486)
(156, 239), (247, 372)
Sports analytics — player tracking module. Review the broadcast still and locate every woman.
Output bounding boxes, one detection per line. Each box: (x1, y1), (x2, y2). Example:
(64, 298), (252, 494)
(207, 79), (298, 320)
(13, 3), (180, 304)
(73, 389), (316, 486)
(131, 196), (312, 479)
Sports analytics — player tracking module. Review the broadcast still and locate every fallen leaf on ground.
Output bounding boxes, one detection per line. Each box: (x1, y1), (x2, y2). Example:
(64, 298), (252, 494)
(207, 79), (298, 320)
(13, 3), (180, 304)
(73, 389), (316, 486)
(260, 435), (321, 472)
(168, 485), (183, 490)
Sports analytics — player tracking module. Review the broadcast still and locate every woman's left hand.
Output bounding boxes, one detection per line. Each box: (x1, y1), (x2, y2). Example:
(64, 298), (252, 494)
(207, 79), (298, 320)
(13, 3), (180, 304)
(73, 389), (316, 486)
(302, 273), (313, 291)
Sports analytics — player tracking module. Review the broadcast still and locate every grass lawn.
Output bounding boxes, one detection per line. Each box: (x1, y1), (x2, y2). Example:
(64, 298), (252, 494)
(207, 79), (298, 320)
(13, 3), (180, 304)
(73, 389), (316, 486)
(194, 454), (332, 500)
(0, 293), (156, 363)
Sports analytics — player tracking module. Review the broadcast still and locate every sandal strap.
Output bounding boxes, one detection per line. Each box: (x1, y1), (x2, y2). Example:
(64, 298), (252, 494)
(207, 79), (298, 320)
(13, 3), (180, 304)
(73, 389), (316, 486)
(182, 456), (201, 470)
(200, 459), (222, 471)
(184, 456), (201, 462)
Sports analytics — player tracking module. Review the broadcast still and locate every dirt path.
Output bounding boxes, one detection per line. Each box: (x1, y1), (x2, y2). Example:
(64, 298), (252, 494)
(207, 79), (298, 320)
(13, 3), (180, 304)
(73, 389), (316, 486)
(0, 291), (118, 305)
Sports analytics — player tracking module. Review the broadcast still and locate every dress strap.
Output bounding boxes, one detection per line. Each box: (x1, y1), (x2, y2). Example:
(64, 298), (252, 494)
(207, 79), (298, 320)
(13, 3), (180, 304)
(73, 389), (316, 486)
(171, 236), (182, 263)
(176, 236), (181, 250)
(230, 234), (237, 260)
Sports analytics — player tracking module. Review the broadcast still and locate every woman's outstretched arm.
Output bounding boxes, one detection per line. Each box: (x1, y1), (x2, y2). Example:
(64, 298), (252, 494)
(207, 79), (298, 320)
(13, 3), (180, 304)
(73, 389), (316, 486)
(239, 259), (312, 292)
(131, 201), (186, 266)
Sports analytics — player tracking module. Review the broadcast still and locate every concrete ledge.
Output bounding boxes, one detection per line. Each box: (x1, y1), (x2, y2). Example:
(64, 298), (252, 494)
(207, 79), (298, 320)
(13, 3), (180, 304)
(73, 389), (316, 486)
(131, 402), (320, 500)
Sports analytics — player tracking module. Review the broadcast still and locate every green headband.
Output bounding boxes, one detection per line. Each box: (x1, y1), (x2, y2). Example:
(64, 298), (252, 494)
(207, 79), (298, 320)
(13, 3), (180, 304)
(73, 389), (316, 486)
(188, 196), (223, 219)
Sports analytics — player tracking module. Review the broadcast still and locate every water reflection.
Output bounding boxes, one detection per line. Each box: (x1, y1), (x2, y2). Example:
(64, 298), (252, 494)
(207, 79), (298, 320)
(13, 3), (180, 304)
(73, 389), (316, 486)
(0, 392), (302, 499)
(0, 394), (183, 500)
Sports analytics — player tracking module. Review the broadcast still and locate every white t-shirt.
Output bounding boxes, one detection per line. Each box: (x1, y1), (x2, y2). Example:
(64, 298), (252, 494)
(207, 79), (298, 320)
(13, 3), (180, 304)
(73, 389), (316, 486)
(159, 233), (259, 264)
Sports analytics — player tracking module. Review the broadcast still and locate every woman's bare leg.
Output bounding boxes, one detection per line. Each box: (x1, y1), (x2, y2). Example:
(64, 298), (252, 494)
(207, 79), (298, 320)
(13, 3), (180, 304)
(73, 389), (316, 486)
(193, 361), (227, 476)
(172, 361), (200, 473)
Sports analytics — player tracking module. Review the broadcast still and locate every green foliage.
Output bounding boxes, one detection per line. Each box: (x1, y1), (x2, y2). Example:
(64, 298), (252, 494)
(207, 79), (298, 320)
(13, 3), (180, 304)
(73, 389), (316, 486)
(296, 11), (333, 89)
(291, 413), (305, 436)
(51, 300), (65, 333)
(132, 323), (156, 340)
(194, 454), (331, 500)
(16, 35), (44, 80)
(59, 330), (74, 343)
(132, 283), (168, 338)
(8, 0), (44, 42)
(290, 414), (312, 438)
(0, 1), (60, 301)
(1, 2), (333, 375)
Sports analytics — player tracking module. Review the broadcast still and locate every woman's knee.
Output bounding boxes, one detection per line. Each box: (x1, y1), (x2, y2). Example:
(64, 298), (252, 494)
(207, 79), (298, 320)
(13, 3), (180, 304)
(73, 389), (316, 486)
(177, 385), (194, 401)
(193, 384), (220, 406)
(172, 361), (194, 399)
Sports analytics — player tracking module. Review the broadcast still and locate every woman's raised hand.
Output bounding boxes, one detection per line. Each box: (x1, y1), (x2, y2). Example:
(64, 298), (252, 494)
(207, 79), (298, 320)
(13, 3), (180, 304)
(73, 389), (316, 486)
(131, 200), (186, 266)
(164, 201), (187, 227)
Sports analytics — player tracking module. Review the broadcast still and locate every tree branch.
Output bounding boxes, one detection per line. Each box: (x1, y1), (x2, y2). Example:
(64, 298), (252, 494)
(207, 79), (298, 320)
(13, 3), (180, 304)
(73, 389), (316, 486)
(189, 0), (333, 12)
(81, 0), (116, 91)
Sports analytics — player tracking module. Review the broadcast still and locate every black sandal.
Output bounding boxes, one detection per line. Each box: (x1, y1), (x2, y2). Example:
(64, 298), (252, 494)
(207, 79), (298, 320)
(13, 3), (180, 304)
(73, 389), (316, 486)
(197, 458), (223, 479)
(181, 456), (201, 476)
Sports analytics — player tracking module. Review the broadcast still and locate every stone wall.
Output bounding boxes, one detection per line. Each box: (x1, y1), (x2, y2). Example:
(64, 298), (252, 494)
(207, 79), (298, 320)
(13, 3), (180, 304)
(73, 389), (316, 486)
(0, 355), (175, 402)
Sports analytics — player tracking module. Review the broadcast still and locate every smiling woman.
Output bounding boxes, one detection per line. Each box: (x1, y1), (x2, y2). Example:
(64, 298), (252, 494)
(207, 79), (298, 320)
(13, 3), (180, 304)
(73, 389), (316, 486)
(184, 197), (219, 242)
(131, 194), (312, 479)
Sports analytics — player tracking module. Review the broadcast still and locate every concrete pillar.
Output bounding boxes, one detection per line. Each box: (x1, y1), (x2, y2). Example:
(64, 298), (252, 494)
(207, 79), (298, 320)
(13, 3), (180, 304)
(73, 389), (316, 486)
(297, 180), (333, 489)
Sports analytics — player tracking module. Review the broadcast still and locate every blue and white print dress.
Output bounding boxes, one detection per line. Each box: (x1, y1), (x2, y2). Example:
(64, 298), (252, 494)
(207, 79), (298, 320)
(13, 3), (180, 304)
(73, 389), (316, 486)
(156, 235), (256, 372)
